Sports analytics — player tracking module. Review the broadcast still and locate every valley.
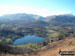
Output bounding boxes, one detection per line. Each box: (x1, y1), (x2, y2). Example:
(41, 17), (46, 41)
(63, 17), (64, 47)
(0, 13), (75, 56)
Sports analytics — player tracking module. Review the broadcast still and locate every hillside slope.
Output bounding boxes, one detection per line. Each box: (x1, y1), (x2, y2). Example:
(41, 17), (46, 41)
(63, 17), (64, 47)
(0, 37), (75, 56)
(37, 38), (75, 56)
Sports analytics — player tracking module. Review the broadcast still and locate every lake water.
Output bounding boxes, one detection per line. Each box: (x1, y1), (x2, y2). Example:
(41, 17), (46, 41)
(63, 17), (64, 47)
(13, 35), (45, 45)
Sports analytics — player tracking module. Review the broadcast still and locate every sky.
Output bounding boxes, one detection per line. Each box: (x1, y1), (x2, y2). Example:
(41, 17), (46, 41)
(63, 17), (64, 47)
(0, 0), (75, 17)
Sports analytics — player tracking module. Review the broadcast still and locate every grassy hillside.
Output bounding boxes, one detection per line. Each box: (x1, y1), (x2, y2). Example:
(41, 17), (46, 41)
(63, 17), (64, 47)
(0, 37), (75, 56)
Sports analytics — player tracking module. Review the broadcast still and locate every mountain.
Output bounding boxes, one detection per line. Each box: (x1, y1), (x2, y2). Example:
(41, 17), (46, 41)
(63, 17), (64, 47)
(0, 13), (47, 28)
(0, 13), (45, 21)
(0, 13), (75, 28)
(28, 14), (45, 20)
(45, 14), (75, 28)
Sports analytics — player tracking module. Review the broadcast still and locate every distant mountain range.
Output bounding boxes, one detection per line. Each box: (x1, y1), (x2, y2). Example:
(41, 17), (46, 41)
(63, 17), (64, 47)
(0, 13), (45, 21)
(0, 13), (75, 28)
(45, 14), (75, 27)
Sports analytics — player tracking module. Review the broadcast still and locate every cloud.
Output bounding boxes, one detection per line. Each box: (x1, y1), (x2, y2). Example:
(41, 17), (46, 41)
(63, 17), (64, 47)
(0, 5), (71, 17)
(45, 11), (71, 17)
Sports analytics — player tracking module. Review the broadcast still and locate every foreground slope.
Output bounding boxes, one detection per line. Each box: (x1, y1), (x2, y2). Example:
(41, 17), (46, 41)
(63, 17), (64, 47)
(0, 37), (75, 56)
